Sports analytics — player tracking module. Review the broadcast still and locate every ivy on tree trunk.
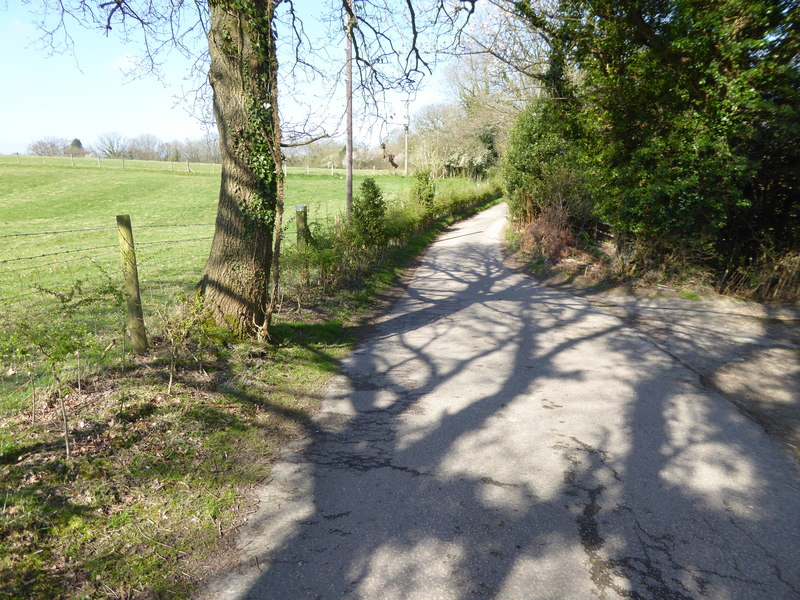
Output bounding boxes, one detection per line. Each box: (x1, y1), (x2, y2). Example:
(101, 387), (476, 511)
(199, 0), (284, 336)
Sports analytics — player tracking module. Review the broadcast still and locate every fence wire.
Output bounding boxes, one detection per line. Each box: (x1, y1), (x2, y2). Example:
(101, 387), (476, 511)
(0, 222), (215, 418)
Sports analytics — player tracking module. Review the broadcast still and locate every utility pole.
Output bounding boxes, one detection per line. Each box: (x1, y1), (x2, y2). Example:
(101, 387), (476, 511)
(345, 0), (354, 222)
(404, 99), (410, 177)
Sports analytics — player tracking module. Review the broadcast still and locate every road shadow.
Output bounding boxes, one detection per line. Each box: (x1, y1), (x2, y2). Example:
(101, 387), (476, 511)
(203, 207), (800, 600)
(546, 281), (800, 461)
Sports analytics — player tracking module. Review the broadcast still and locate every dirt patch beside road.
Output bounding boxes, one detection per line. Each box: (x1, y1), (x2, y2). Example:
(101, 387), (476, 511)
(527, 268), (800, 462)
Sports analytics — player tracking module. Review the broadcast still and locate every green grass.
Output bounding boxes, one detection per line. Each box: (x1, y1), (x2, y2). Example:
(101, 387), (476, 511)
(0, 158), (413, 240)
(677, 289), (701, 301)
(0, 155), (503, 599)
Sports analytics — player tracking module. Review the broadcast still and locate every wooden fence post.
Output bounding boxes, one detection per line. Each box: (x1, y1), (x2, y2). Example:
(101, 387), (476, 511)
(116, 215), (148, 354)
(296, 206), (310, 249)
(296, 206), (311, 285)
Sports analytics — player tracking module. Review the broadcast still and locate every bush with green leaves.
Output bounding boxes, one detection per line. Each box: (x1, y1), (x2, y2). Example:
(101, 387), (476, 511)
(503, 98), (598, 234)
(352, 177), (387, 247)
(411, 170), (436, 209)
(506, 0), (799, 295)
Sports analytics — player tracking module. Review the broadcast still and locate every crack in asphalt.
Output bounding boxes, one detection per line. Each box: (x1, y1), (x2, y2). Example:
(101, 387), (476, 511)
(560, 435), (792, 599)
(562, 438), (699, 600)
(309, 446), (431, 477)
(480, 476), (521, 489)
(721, 502), (800, 596)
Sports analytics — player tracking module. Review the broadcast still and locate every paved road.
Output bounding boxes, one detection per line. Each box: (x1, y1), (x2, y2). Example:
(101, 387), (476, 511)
(201, 204), (800, 600)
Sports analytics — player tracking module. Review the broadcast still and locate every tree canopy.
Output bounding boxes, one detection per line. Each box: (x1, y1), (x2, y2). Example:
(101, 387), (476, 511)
(503, 0), (799, 288)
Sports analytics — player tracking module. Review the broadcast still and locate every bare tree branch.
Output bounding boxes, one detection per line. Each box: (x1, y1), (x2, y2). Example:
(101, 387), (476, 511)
(281, 133), (334, 148)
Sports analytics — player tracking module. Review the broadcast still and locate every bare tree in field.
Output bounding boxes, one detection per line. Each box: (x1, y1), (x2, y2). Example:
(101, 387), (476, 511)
(26, 0), (475, 337)
(28, 137), (70, 156)
(93, 132), (128, 158)
(127, 133), (162, 160)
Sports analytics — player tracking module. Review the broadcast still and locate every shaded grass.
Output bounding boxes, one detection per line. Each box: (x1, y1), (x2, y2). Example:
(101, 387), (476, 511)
(0, 326), (347, 599)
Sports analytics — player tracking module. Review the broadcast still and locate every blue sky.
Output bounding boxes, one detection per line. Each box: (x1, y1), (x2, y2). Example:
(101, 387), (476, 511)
(0, 3), (448, 155)
(0, 4), (211, 154)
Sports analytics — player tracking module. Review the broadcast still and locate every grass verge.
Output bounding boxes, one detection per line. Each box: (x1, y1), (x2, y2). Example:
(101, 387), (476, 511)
(0, 183), (502, 600)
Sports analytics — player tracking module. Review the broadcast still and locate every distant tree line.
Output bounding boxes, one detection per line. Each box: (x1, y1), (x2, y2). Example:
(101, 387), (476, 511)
(283, 98), (501, 179)
(26, 133), (222, 163)
(283, 139), (392, 170)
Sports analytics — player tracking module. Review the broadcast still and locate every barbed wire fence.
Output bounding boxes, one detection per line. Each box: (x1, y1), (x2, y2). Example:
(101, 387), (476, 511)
(0, 153), (222, 175)
(0, 163), (390, 419)
(0, 221), (215, 419)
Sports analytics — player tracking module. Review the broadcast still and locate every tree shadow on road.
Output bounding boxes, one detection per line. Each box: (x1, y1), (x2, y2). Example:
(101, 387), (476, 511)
(205, 211), (800, 600)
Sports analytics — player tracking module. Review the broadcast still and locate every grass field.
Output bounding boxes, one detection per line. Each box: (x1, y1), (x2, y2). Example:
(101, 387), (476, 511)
(0, 157), (490, 411)
(0, 157), (480, 308)
(0, 155), (503, 599)
(0, 154), (414, 236)
(0, 156), (416, 313)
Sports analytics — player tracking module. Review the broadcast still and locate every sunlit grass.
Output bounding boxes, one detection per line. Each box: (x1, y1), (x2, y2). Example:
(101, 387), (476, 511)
(0, 156), (502, 598)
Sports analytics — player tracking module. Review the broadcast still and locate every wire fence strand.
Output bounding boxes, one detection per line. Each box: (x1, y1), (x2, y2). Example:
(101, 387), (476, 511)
(0, 226), (117, 238)
(0, 251), (120, 274)
(0, 244), (119, 264)
(1, 221), (216, 416)
(0, 223), (213, 239)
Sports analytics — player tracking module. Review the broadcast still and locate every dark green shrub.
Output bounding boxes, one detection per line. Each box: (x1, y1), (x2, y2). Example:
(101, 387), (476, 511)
(503, 99), (598, 233)
(352, 177), (387, 247)
(411, 170), (436, 208)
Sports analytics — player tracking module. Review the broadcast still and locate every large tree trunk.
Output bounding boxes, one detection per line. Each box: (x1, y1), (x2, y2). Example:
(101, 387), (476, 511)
(199, 1), (281, 334)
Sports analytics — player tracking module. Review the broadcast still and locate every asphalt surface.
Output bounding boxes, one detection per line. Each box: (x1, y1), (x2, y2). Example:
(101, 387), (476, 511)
(201, 203), (800, 600)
